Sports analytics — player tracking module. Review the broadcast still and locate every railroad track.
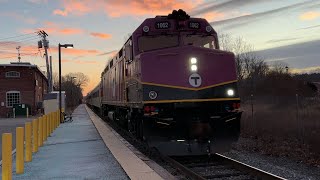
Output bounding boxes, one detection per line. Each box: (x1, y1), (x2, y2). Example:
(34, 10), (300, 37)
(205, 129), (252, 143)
(89, 107), (286, 180)
(163, 154), (286, 180)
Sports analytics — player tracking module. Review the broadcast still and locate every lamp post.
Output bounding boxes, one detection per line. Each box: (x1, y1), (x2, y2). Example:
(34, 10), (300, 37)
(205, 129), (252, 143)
(58, 43), (73, 122)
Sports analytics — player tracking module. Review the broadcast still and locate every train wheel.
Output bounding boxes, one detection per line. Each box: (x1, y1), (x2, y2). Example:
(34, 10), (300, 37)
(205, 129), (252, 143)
(127, 112), (135, 134)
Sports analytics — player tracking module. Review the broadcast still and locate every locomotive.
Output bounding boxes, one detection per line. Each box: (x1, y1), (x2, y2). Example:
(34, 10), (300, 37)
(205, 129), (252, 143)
(86, 10), (242, 156)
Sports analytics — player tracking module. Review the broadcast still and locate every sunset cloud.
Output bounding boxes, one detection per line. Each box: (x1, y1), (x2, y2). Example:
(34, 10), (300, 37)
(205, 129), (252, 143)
(201, 12), (225, 21)
(61, 59), (99, 64)
(50, 47), (102, 56)
(53, 9), (68, 16)
(291, 66), (320, 74)
(0, 42), (39, 58)
(299, 11), (320, 21)
(90, 32), (112, 39)
(54, 0), (203, 17)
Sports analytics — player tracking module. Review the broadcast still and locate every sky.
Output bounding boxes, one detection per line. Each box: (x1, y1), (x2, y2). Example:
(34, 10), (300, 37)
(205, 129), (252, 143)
(0, 0), (319, 95)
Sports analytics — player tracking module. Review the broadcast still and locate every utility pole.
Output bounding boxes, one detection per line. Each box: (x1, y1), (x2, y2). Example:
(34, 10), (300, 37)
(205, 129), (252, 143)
(37, 30), (51, 92)
(50, 56), (53, 91)
(16, 46), (21, 62)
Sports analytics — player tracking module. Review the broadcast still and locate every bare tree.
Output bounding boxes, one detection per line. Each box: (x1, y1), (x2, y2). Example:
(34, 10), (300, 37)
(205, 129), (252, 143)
(51, 72), (89, 110)
(65, 72), (89, 88)
(218, 34), (268, 84)
(269, 62), (289, 74)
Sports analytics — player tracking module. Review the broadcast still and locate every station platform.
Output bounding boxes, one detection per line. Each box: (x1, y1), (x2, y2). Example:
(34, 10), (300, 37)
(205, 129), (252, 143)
(1, 105), (170, 180)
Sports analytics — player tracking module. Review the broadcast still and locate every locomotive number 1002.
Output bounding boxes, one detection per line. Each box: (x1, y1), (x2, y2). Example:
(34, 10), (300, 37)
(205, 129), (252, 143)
(189, 22), (200, 29)
(155, 22), (170, 29)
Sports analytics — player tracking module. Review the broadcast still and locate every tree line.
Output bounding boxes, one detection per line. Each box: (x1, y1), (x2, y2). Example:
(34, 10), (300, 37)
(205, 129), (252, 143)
(219, 34), (319, 103)
(53, 72), (89, 110)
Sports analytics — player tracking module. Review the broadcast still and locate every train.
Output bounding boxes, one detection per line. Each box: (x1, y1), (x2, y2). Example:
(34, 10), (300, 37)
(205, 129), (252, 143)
(86, 9), (242, 156)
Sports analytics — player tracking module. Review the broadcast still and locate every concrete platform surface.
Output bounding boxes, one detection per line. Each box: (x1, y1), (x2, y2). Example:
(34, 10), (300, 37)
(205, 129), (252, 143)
(0, 105), (129, 180)
(86, 106), (165, 180)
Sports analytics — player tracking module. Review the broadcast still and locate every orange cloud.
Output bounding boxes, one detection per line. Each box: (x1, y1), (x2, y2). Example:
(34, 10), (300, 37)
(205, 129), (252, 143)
(61, 59), (99, 64)
(53, 9), (68, 16)
(54, 0), (93, 16)
(54, 0), (203, 17)
(22, 27), (83, 35)
(300, 11), (320, 21)
(50, 47), (102, 56)
(60, 28), (84, 34)
(201, 12), (225, 21)
(90, 32), (112, 39)
(0, 43), (39, 59)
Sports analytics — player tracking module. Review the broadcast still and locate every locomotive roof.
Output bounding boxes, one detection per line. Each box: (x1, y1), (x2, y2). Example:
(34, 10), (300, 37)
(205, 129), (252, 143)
(133, 9), (217, 35)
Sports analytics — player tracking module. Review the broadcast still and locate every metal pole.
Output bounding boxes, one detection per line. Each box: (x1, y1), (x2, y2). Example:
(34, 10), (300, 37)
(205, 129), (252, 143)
(59, 44), (62, 123)
(50, 56), (53, 92)
(44, 39), (50, 88)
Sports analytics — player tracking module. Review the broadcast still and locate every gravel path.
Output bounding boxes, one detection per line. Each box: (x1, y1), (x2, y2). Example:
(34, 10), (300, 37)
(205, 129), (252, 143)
(222, 149), (320, 180)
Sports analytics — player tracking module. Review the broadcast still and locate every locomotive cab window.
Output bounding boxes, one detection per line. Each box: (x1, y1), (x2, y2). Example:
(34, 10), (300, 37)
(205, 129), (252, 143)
(138, 35), (179, 52)
(182, 34), (216, 49)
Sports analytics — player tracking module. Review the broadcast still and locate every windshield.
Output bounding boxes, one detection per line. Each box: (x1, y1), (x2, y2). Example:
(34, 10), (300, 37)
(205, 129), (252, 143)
(182, 34), (216, 49)
(138, 35), (179, 52)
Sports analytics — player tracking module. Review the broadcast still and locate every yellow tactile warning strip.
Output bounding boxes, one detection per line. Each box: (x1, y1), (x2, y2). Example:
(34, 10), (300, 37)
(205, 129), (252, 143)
(85, 105), (164, 180)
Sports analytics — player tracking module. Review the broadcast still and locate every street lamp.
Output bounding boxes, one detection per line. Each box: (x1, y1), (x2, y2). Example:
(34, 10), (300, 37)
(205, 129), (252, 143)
(58, 43), (74, 122)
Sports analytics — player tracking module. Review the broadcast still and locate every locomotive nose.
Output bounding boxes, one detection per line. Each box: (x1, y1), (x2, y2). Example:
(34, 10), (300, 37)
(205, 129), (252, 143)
(189, 122), (213, 140)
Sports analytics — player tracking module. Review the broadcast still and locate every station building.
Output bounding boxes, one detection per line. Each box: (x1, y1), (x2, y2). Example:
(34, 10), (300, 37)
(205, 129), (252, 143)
(0, 62), (48, 117)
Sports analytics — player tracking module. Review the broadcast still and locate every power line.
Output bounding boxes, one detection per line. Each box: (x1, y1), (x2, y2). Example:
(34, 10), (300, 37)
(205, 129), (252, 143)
(0, 36), (39, 46)
(0, 32), (37, 41)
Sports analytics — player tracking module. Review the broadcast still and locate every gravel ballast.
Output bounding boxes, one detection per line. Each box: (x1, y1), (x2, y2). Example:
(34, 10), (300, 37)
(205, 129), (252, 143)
(222, 148), (320, 180)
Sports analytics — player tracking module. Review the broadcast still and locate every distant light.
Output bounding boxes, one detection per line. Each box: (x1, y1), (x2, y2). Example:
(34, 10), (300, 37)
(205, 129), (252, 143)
(66, 46), (73, 49)
(190, 57), (197, 64)
(191, 65), (197, 71)
(227, 89), (234, 96)
(177, 140), (185, 142)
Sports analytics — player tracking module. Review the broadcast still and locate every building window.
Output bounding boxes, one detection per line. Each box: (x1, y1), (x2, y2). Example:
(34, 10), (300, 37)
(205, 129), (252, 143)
(6, 91), (20, 107)
(6, 71), (20, 78)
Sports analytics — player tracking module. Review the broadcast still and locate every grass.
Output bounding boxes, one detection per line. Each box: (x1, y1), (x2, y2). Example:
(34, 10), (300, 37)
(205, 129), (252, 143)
(236, 97), (320, 166)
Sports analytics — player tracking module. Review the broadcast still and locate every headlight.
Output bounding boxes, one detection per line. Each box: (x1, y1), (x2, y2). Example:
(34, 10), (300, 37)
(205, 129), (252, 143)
(227, 89), (234, 96)
(191, 65), (197, 71)
(190, 57), (197, 64)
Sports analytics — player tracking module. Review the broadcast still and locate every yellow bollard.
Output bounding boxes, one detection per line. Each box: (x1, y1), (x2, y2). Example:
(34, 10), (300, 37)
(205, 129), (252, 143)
(16, 127), (24, 174)
(53, 112), (56, 130)
(49, 113), (52, 134)
(46, 113), (50, 138)
(32, 119), (38, 153)
(43, 115), (47, 141)
(2, 133), (12, 180)
(53, 112), (55, 131)
(56, 111), (58, 128)
(52, 112), (55, 132)
(25, 122), (32, 162)
(57, 111), (60, 126)
(38, 117), (43, 147)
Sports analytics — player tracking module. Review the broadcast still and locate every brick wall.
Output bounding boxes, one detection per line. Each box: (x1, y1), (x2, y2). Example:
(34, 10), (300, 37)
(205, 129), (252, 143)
(0, 65), (48, 117)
